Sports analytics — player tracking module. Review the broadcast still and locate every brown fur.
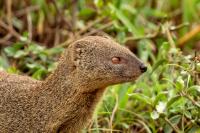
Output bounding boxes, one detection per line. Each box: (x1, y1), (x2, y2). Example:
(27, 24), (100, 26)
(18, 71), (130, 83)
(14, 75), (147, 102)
(0, 36), (146, 133)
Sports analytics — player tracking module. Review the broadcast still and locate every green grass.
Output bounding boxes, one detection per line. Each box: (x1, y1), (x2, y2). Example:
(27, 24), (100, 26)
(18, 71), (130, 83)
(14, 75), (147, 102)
(0, 0), (200, 132)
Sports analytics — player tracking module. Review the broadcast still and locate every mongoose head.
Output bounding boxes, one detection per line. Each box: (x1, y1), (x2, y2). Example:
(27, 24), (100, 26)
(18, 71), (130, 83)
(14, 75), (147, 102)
(68, 36), (147, 88)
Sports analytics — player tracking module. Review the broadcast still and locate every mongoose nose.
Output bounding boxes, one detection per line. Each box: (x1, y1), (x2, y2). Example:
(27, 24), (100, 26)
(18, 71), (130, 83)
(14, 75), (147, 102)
(140, 64), (147, 73)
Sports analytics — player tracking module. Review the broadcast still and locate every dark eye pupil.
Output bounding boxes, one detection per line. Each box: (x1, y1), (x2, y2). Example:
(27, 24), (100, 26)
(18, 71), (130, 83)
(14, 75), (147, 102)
(112, 57), (121, 64)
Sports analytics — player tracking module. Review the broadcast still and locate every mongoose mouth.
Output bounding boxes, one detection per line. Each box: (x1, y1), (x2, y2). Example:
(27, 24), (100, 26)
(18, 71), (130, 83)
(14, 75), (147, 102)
(121, 75), (141, 82)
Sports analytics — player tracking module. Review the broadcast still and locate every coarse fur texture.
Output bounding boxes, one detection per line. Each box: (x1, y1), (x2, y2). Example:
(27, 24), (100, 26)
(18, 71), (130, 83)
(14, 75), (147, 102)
(0, 36), (146, 133)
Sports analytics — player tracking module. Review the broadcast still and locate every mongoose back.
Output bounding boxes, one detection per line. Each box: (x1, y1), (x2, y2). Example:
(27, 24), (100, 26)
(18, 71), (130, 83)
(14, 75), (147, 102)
(0, 36), (147, 133)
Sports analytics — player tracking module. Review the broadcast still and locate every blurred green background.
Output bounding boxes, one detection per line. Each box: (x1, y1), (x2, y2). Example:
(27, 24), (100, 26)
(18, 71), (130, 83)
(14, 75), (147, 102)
(0, 0), (200, 132)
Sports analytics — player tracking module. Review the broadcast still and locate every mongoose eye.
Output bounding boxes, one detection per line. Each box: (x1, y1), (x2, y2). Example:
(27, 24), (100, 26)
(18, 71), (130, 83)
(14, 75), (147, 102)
(112, 57), (121, 64)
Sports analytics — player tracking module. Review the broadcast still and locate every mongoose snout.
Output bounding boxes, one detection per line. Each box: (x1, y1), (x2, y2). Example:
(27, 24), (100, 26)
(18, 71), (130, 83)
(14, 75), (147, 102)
(0, 36), (146, 133)
(140, 64), (147, 73)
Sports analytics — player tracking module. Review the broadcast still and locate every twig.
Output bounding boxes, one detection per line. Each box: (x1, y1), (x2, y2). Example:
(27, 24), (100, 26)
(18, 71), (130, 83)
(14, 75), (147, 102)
(54, 27), (60, 46)
(109, 94), (118, 132)
(27, 13), (32, 42)
(0, 33), (12, 41)
(169, 9), (182, 18)
(60, 21), (113, 47)
(87, 128), (122, 132)
(181, 91), (200, 108)
(0, 41), (13, 46)
(77, 17), (106, 36)
(165, 22), (176, 48)
(194, 51), (197, 85)
(124, 29), (160, 42)
(71, 17), (108, 42)
(71, 0), (78, 33)
(52, 0), (71, 29)
(0, 20), (43, 46)
(0, 34), (12, 46)
(15, 5), (40, 17)
(84, 21), (113, 36)
(164, 117), (182, 133)
(0, 20), (21, 40)
(6, 0), (12, 29)
(178, 25), (200, 47)
(170, 23), (189, 31)
(124, 23), (189, 43)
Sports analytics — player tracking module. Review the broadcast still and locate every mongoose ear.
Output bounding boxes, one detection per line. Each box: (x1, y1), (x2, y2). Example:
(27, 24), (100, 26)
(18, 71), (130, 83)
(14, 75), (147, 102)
(71, 42), (87, 67)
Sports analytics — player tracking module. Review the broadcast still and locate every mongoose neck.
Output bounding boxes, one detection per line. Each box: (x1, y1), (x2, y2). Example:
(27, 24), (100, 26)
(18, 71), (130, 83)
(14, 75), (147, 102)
(32, 49), (106, 132)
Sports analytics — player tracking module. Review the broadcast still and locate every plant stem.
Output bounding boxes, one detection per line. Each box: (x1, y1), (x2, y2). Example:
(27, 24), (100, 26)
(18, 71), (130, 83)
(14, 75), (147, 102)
(164, 117), (182, 133)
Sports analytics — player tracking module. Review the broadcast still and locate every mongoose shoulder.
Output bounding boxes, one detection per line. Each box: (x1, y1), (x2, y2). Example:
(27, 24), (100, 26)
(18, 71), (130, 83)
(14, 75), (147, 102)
(0, 36), (147, 133)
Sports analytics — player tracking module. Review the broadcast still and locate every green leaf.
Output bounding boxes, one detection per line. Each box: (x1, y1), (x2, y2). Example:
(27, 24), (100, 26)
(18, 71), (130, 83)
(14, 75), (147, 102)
(7, 67), (19, 74)
(187, 125), (200, 133)
(117, 84), (131, 109)
(150, 59), (167, 75)
(153, 92), (168, 106)
(121, 4), (137, 15)
(4, 43), (24, 57)
(167, 95), (182, 110)
(26, 63), (45, 72)
(47, 47), (64, 55)
(184, 111), (192, 119)
(79, 8), (96, 20)
(47, 62), (57, 72)
(0, 56), (9, 69)
(128, 93), (152, 105)
(38, 53), (47, 61)
(94, 0), (104, 8)
(175, 76), (185, 91)
(143, 8), (167, 18)
(32, 68), (47, 80)
(28, 43), (45, 54)
(197, 63), (200, 71)
(108, 3), (141, 37)
(26, 63), (37, 69)
(14, 50), (27, 58)
(164, 115), (181, 133)
(187, 85), (200, 95)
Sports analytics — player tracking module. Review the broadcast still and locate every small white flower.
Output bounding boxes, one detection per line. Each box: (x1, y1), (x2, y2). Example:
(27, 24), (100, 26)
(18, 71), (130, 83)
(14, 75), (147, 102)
(20, 36), (28, 42)
(156, 102), (166, 114)
(151, 110), (159, 119)
(180, 70), (187, 75)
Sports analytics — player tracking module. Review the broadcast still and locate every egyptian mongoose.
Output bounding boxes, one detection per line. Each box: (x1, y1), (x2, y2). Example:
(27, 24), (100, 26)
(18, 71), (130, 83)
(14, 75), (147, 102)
(0, 36), (147, 133)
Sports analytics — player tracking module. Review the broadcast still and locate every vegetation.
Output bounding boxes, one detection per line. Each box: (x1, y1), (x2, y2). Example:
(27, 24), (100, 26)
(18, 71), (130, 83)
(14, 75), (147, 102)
(0, 0), (200, 132)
